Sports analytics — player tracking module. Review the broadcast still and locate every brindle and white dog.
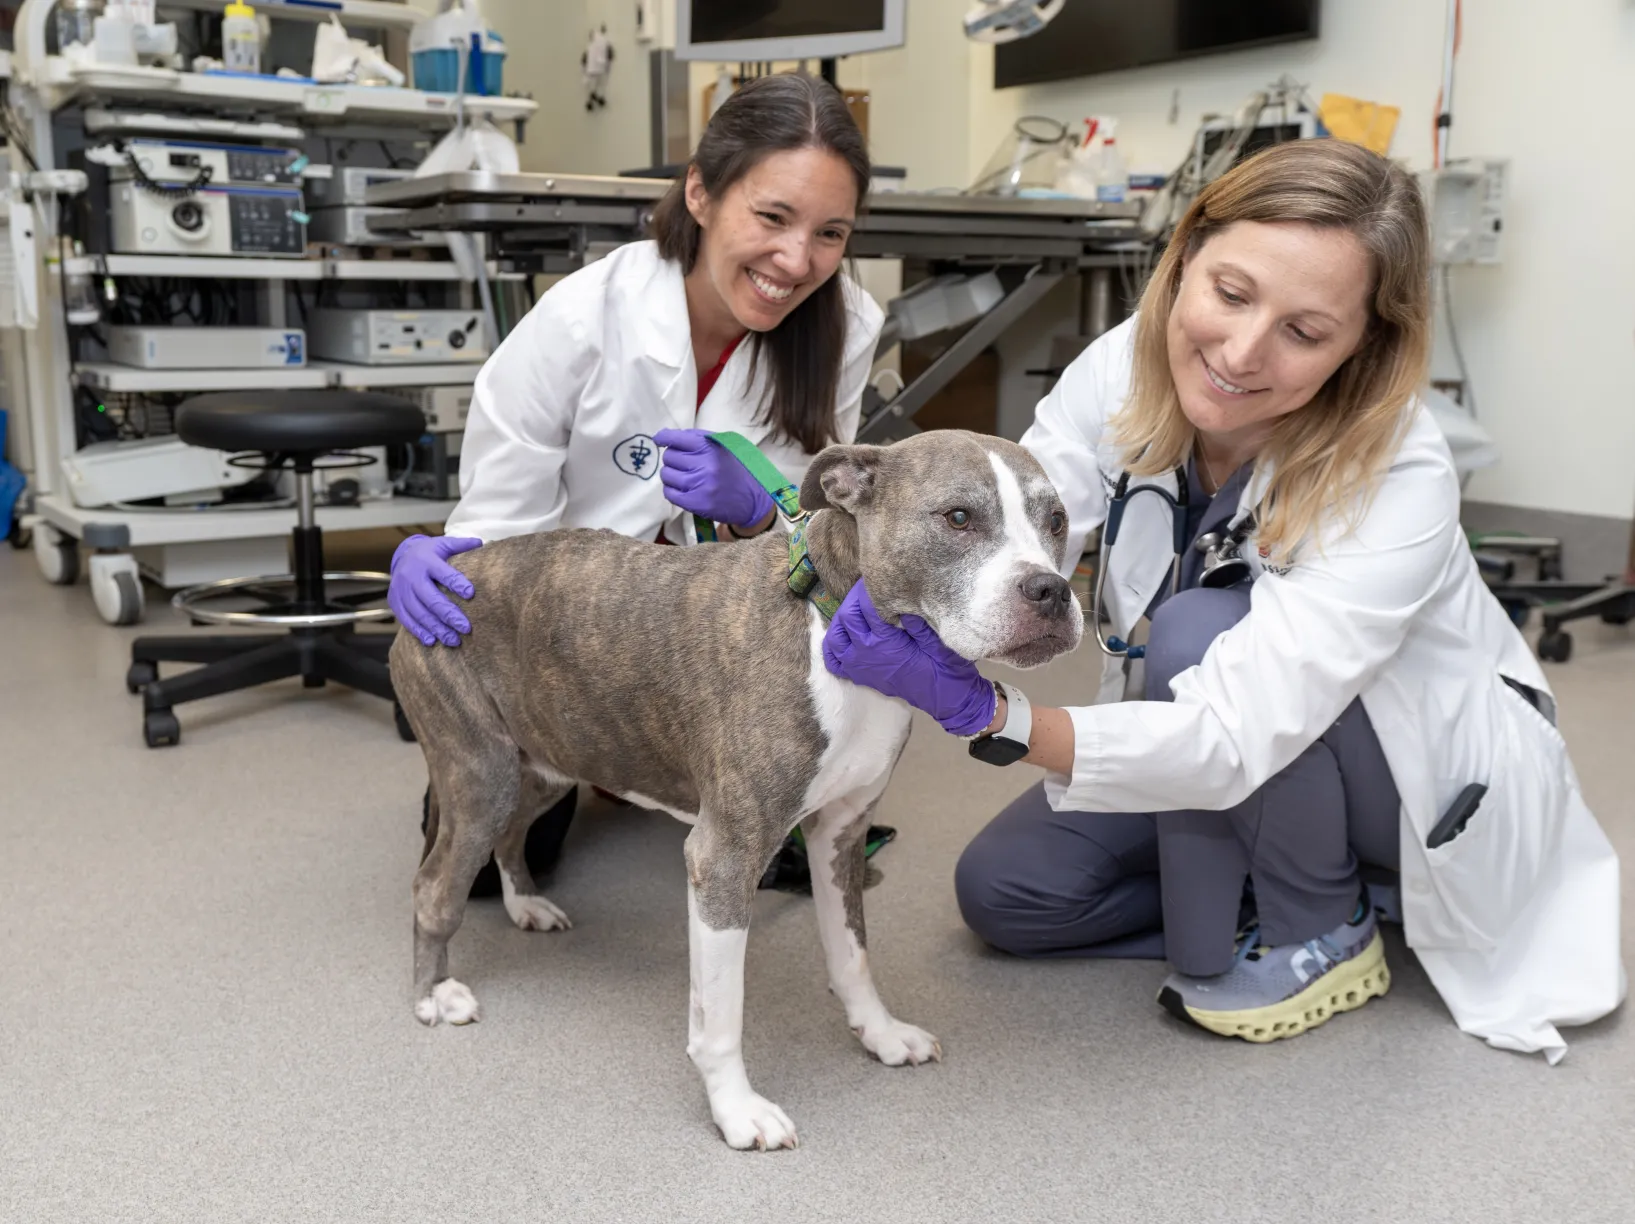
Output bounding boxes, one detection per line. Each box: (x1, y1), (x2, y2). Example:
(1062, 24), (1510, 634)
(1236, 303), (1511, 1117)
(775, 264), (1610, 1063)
(392, 429), (1082, 1149)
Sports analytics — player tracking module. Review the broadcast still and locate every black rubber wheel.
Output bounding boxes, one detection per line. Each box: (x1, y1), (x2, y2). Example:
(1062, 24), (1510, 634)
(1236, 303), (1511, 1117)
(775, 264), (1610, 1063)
(110, 570), (143, 626)
(144, 708), (181, 748)
(1599, 608), (1633, 627)
(6, 519), (29, 549)
(1537, 630), (1572, 664)
(126, 659), (158, 693)
(394, 700), (416, 742)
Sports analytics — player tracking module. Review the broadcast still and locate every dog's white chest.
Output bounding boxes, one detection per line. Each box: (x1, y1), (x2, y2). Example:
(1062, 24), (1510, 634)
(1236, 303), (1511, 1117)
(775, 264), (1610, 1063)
(799, 609), (913, 815)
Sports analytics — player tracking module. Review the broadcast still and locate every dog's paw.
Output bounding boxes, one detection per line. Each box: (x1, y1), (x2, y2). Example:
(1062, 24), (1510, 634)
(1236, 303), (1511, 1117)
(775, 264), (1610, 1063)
(856, 1018), (942, 1067)
(414, 978), (481, 1026)
(503, 893), (572, 933)
(711, 1091), (799, 1151)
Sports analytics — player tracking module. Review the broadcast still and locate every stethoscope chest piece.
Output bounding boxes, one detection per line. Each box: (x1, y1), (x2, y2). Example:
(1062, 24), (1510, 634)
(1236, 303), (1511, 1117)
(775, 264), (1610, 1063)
(1195, 528), (1254, 590)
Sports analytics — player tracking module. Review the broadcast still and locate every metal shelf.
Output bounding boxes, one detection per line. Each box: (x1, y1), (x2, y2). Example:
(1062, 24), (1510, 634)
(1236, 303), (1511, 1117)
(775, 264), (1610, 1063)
(154, 0), (422, 29)
(326, 258), (525, 282)
(77, 361), (478, 392)
(76, 362), (329, 393)
(327, 258), (461, 281)
(72, 254), (520, 282)
(36, 490), (457, 548)
(37, 58), (537, 127)
(314, 361), (480, 388)
(96, 254), (326, 280)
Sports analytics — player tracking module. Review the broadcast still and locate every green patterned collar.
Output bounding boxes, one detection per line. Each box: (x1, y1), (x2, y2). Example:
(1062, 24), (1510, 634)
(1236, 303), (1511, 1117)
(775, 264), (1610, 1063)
(785, 514), (844, 621)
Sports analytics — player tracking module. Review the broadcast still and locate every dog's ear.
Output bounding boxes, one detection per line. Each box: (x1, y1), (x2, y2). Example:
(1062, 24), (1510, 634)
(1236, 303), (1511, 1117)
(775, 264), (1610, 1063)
(800, 445), (884, 516)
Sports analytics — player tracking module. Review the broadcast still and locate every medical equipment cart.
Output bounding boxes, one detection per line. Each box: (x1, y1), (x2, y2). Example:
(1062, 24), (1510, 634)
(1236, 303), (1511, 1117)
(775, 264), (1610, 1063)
(0, 0), (536, 625)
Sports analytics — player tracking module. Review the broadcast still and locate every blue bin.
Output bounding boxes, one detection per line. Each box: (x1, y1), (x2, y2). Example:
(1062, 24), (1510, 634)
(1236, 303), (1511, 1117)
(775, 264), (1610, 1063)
(413, 41), (505, 96)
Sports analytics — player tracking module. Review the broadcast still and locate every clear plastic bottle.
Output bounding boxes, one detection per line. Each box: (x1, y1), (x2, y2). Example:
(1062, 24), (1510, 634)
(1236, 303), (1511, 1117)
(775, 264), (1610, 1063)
(222, 1), (261, 73)
(1095, 119), (1129, 204)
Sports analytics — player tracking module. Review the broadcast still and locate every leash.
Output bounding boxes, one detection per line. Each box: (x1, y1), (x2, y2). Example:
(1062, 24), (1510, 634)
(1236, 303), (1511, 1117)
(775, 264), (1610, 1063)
(689, 431), (843, 620)
(691, 431), (803, 542)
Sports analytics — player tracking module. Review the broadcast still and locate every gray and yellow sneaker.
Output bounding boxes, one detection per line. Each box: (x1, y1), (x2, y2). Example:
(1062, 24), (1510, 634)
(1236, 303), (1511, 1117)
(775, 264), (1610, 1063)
(1157, 900), (1390, 1043)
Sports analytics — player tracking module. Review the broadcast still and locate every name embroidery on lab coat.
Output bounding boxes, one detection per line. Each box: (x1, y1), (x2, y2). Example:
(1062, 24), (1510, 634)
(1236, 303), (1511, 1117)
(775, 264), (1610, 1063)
(1256, 542), (1294, 577)
(614, 434), (660, 480)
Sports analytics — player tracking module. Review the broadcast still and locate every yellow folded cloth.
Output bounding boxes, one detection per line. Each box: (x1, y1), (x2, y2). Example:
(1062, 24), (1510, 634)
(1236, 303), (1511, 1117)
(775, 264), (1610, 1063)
(1318, 93), (1401, 156)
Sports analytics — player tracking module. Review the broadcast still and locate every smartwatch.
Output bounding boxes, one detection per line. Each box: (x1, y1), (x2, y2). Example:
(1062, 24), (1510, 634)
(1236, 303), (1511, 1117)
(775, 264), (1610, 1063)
(968, 681), (1032, 767)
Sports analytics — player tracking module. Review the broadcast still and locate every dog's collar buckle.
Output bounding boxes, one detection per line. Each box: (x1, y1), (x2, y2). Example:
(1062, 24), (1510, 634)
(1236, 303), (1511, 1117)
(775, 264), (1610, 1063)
(786, 514), (842, 621)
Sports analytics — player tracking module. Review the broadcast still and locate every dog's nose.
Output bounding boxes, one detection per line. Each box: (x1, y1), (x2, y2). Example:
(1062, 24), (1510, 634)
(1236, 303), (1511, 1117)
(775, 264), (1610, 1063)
(1020, 570), (1074, 617)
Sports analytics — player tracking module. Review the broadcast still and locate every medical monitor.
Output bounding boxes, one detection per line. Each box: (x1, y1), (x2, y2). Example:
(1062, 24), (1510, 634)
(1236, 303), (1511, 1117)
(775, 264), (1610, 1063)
(673, 0), (906, 62)
(995, 1), (1321, 89)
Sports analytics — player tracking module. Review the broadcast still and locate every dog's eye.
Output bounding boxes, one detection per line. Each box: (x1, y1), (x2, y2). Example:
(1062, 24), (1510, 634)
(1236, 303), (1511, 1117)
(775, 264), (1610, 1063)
(1049, 510), (1066, 536)
(944, 509), (972, 530)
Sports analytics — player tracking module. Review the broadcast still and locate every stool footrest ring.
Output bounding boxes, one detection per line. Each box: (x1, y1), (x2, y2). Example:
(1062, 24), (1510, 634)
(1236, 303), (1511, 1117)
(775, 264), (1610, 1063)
(171, 570), (397, 628)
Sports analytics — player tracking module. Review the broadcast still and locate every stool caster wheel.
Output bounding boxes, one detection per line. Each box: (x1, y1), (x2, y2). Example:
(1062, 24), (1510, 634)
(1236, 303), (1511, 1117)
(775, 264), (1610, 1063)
(1537, 630), (1572, 663)
(144, 708), (181, 748)
(127, 660), (157, 693)
(394, 700), (416, 742)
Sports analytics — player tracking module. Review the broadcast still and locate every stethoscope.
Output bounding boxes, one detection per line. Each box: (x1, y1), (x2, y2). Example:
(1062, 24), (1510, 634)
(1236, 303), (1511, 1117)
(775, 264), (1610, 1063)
(1092, 468), (1259, 659)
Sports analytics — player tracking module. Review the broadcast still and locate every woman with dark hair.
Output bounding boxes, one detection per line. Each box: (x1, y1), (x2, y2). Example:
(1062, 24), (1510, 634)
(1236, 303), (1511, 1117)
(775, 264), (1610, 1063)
(388, 73), (884, 891)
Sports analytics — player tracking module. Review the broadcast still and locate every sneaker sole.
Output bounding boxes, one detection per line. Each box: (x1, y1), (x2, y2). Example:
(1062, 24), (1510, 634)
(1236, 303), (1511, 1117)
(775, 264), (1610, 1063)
(1158, 930), (1390, 1043)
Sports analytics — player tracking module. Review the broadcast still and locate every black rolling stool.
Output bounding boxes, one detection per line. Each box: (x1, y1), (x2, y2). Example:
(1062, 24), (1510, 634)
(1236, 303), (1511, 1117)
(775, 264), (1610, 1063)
(126, 391), (427, 748)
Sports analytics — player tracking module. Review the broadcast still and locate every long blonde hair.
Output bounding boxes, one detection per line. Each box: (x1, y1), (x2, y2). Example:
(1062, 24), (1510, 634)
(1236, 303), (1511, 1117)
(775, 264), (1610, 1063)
(1116, 139), (1431, 558)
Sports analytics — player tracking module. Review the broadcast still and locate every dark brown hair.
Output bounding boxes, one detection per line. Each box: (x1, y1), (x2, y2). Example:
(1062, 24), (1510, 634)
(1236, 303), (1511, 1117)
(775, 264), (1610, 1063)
(650, 73), (870, 454)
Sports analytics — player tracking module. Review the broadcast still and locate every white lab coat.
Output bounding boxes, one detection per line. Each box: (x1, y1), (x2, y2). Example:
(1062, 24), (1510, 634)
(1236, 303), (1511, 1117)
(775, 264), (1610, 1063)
(444, 240), (884, 544)
(1023, 318), (1624, 1063)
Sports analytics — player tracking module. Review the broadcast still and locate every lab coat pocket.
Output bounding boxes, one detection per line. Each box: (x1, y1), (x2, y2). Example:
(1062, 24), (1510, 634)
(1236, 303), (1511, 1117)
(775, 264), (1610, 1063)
(1420, 680), (1566, 951)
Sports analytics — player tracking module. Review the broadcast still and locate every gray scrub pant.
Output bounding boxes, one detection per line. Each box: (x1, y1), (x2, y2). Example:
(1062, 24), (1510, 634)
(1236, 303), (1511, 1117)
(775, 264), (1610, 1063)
(954, 585), (1403, 977)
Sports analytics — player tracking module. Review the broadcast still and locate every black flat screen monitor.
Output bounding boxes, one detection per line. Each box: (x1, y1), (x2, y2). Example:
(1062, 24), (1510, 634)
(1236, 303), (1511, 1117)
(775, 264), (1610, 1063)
(995, 1), (1320, 89)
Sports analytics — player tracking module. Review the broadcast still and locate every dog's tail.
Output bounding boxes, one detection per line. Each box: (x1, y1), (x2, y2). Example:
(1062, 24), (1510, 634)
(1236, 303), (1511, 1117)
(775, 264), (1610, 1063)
(421, 786), (441, 866)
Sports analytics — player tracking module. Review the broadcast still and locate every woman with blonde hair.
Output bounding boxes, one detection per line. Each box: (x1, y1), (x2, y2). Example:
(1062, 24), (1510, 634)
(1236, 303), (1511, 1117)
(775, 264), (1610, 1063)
(821, 139), (1622, 1059)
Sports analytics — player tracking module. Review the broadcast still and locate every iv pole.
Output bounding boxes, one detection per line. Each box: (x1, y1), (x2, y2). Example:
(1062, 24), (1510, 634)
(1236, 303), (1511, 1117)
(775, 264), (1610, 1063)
(1436, 0), (1458, 167)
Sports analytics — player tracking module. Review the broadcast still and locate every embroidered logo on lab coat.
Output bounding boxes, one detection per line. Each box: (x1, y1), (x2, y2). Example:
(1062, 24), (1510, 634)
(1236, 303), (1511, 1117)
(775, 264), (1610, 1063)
(614, 434), (659, 480)
(1255, 542), (1295, 577)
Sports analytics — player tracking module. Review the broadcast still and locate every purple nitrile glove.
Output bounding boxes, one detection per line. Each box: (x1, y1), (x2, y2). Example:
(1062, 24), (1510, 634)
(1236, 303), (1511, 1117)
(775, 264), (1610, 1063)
(654, 428), (775, 531)
(388, 533), (484, 647)
(822, 582), (997, 737)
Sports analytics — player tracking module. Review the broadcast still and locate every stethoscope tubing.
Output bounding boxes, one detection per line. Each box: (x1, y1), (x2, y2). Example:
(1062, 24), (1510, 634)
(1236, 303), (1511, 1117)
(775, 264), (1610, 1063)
(1090, 466), (1257, 659)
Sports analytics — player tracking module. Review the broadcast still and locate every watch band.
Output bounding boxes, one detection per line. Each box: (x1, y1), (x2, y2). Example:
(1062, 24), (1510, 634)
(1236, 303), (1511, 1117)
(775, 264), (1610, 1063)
(968, 681), (1032, 766)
